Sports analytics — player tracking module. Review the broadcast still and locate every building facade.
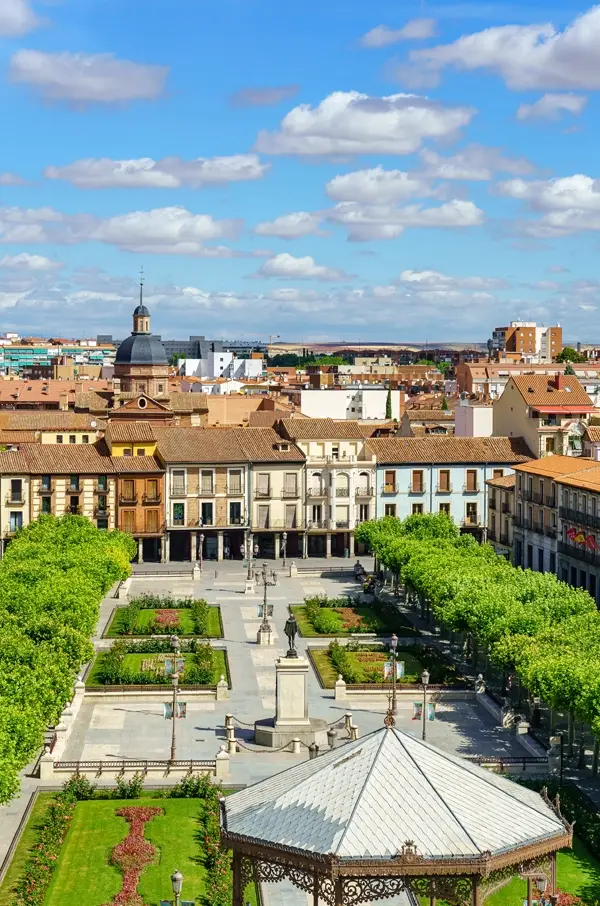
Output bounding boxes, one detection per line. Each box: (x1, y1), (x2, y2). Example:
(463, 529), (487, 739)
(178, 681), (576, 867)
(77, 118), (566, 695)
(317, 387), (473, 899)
(0, 451), (30, 553)
(114, 457), (165, 562)
(491, 320), (562, 363)
(369, 436), (530, 541)
(486, 474), (515, 558)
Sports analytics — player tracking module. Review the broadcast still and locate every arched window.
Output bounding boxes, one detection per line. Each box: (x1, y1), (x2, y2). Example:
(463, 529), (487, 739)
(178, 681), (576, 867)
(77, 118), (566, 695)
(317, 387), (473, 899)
(358, 471), (370, 495)
(310, 472), (323, 495)
(335, 472), (350, 497)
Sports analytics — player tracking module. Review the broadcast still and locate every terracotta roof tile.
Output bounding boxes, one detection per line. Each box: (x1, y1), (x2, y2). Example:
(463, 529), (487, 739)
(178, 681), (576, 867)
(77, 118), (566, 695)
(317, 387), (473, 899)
(106, 422), (156, 443)
(20, 442), (116, 474)
(154, 427), (247, 463)
(510, 374), (594, 407)
(279, 418), (366, 440)
(6, 412), (105, 431)
(0, 450), (29, 472)
(486, 474), (516, 489)
(0, 431), (37, 444)
(235, 428), (305, 462)
(367, 436), (532, 465)
(248, 410), (287, 427)
(584, 426), (600, 442)
(112, 456), (164, 473)
(404, 409), (455, 421)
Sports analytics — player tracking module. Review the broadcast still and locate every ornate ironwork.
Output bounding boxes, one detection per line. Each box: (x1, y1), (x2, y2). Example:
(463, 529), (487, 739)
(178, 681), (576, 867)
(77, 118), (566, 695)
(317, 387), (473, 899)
(342, 876), (408, 905)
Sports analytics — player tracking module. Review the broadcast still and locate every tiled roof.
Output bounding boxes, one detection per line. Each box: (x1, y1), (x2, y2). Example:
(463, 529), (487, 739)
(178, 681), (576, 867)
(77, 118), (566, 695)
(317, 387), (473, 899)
(584, 426), (600, 442)
(74, 390), (110, 411)
(236, 428), (305, 462)
(112, 456), (164, 474)
(223, 727), (566, 860)
(168, 391), (208, 412)
(106, 422), (156, 443)
(486, 474), (516, 489)
(510, 374), (594, 406)
(0, 431), (38, 444)
(368, 436), (532, 464)
(0, 451), (29, 473)
(279, 418), (366, 440)
(20, 442), (116, 474)
(6, 412), (105, 431)
(154, 427), (247, 463)
(404, 409), (455, 421)
(513, 455), (600, 493)
(248, 410), (286, 428)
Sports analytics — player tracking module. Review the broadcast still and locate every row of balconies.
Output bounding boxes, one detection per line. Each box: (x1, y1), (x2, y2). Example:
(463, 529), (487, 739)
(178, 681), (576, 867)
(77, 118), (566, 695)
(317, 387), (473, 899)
(170, 485), (244, 498)
(488, 499), (512, 513)
(513, 515), (557, 538)
(558, 506), (600, 531)
(383, 483), (480, 495)
(521, 489), (557, 507)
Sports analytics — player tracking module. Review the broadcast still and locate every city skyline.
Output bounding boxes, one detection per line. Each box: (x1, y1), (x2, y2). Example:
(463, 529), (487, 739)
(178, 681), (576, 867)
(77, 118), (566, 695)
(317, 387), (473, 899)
(1, 0), (600, 340)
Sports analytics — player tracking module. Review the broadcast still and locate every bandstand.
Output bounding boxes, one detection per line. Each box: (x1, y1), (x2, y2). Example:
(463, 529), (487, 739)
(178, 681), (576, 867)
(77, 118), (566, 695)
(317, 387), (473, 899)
(221, 724), (572, 906)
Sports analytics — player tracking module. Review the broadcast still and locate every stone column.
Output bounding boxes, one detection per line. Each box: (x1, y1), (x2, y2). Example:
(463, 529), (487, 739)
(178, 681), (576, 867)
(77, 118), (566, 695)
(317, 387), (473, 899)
(302, 533), (308, 559)
(217, 531), (224, 561)
(160, 535), (167, 563)
(190, 531), (197, 562)
(274, 533), (281, 559)
(137, 538), (143, 563)
(326, 533), (332, 559)
(165, 532), (171, 562)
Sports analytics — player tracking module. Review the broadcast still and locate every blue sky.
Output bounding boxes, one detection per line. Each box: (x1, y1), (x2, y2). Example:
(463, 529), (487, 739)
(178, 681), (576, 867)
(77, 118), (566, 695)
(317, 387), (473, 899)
(0, 0), (599, 343)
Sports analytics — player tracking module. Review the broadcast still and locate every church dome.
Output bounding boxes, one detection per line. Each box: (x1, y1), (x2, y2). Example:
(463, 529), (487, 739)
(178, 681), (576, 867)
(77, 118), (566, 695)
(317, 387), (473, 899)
(133, 303), (150, 317)
(115, 333), (168, 366)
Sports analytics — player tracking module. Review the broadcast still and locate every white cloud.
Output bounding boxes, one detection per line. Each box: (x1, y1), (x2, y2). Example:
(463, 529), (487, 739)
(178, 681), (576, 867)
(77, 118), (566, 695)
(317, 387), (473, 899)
(254, 91), (474, 156)
(547, 264), (569, 273)
(229, 85), (299, 107)
(419, 144), (535, 180)
(0, 173), (28, 186)
(254, 212), (324, 239)
(499, 174), (600, 210)
(327, 199), (483, 241)
(90, 207), (241, 256)
(257, 253), (352, 281)
(9, 50), (168, 104)
(44, 154), (269, 189)
(398, 269), (510, 290)
(0, 253), (61, 271)
(402, 6), (600, 90)
(0, 0), (41, 36)
(360, 19), (436, 48)
(326, 166), (434, 203)
(517, 93), (587, 121)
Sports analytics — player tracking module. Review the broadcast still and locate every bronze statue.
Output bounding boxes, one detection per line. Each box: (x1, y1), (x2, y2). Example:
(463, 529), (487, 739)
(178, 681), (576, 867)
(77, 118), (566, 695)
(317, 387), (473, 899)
(284, 613), (299, 657)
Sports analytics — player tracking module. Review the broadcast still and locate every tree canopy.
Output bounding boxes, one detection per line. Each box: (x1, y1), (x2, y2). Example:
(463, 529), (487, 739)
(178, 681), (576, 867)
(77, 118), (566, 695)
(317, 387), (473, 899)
(556, 346), (586, 363)
(0, 515), (135, 803)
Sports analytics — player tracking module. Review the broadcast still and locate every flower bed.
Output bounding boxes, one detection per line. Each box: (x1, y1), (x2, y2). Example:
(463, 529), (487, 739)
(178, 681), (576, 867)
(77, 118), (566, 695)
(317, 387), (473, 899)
(310, 641), (460, 688)
(105, 599), (222, 639)
(86, 643), (229, 688)
(291, 595), (418, 638)
(102, 806), (162, 906)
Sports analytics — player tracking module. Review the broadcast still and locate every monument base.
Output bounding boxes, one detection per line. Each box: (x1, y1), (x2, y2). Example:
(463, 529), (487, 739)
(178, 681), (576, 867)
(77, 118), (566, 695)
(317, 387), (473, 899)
(254, 716), (328, 748)
(256, 625), (274, 645)
(244, 580), (256, 594)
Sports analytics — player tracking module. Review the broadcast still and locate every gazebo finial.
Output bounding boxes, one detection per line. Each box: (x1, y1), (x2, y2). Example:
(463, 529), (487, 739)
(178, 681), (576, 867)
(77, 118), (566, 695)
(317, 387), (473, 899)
(384, 694), (396, 728)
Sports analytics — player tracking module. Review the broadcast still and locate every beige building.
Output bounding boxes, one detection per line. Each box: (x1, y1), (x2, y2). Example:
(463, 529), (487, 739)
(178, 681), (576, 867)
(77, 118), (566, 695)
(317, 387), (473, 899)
(2, 411), (105, 444)
(278, 419), (376, 557)
(493, 374), (595, 458)
(486, 473), (515, 558)
(399, 409), (455, 437)
(0, 451), (31, 554)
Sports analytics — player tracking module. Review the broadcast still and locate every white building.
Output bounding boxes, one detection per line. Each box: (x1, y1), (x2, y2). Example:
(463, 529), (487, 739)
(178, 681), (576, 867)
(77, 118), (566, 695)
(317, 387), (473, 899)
(300, 387), (402, 421)
(179, 351), (264, 381)
(454, 400), (493, 437)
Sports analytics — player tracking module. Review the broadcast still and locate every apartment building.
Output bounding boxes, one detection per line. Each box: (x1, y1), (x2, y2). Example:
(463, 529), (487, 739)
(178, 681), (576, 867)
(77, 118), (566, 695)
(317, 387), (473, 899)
(0, 451), (30, 553)
(23, 444), (117, 531)
(493, 375), (595, 458)
(2, 411), (105, 444)
(114, 457), (165, 562)
(456, 361), (600, 400)
(368, 436), (530, 541)
(278, 419), (376, 557)
(105, 422), (158, 457)
(399, 409), (455, 437)
(486, 474), (515, 558)
(491, 321), (562, 363)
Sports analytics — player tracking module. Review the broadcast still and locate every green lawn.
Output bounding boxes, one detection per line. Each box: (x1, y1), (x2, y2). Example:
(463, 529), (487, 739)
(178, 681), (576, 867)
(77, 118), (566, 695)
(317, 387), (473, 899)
(105, 607), (223, 638)
(86, 648), (229, 687)
(291, 604), (417, 638)
(0, 793), (54, 906)
(2, 794), (257, 906)
(487, 839), (600, 906)
(310, 646), (428, 687)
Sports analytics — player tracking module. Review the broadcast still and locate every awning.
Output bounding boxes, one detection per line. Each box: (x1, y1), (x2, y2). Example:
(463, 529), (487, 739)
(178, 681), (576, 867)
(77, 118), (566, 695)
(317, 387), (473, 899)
(533, 405), (596, 414)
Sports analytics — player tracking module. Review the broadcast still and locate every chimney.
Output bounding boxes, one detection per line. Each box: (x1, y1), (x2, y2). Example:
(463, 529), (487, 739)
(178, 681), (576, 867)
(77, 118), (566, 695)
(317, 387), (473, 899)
(554, 374), (565, 391)
(59, 393), (68, 411)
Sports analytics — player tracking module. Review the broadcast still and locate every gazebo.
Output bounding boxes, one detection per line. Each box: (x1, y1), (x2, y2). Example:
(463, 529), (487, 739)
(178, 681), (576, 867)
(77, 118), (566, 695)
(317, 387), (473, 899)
(221, 725), (572, 906)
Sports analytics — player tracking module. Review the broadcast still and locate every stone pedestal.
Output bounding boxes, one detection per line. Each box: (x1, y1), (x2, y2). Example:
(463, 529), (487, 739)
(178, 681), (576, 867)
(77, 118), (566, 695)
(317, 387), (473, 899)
(244, 579), (255, 595)
(256, 624), (274, 645)
(255, 657), (326, 747)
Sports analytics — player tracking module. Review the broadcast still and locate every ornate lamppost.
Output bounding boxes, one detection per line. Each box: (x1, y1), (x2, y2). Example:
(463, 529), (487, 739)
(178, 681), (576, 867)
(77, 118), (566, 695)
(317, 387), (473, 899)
(390, 633), (398, 716)
(170, 634), (181, 762)
(256, 561), (277, 645)
(421, 668), (430, 741)
(198, 532), (205, 570)
(171, 869), (183, 906)
(281, 530), (288, 567)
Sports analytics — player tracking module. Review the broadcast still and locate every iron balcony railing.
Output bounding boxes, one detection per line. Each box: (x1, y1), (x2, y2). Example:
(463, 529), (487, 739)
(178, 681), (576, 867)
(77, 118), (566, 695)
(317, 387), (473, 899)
(383, 484), (396, 494)
(501, 502), (511, 514)
(170, 485), (186, 497)
(546, 495), (556, 507)
(558, 540), (600, 566)
(559, 506), (600, 531)
(5, 493), (25, 505)
(335, 487), (350, 497)
(463, 483), (479, 494)
(307, 487), (327, 497)
(355, 487), (373, 497)
(119, 495), (138, 505)
(142, 493), (161, 505)
(489, 498), (497, 510)
(282, 488), (299, 498)
(254, 489), (271, 498)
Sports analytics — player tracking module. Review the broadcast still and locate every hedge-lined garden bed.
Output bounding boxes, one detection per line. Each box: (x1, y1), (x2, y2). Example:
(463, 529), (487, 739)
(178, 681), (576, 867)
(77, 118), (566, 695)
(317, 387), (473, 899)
(105, 595), (223, 638)
(0, 776), (258, 906)
(310, 640), (459, 688)
(291, 594), (418, 638)
(87, 640), (228, 688)
(0, 515), (135, 804)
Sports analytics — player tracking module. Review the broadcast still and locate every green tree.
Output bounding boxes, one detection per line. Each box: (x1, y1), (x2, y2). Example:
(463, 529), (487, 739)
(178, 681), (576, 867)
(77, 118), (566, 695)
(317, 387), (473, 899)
(556, 346), (586, 363)
(385, 388), (392, 419)
(441, 397), (449, 411)
(564, 363), (576, 375)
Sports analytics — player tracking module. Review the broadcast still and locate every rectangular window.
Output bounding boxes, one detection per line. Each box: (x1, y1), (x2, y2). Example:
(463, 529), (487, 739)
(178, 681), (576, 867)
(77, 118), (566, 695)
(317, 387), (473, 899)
(201, 501), (213, 525)
(549, 552), (556, 575)
(384, 503), (396, 517)
(69, 496), (79, 514)
(123, 448), (132, 457)
(56, 435), (63, 444)
(41, 475), (51, 491)
(590, 573), (597, 601)
(438, 469), (450, 492)
(201, 470), (213, 494)
(311, 504), (322, 524)
(97, 517), (108, 530)
(146, 510), (159, 533)
(69, 475), (79, 491)
(466, 502), (478, 524)
(358, 504), (370, 522)
(136, 448), (145, 456)
(439, 502), (450, 514)
(258, 505), (269, 528)
(331, 444), (340, 460)
(229, 501), (242, 525)
(491, 514), (496, 537)
(146, 479), (158, 501)
(527, 544), (534, 569)
(171, 469), (185, 494)
(172, 502), (184, 526)
(97, 495), (107, 512)
(465, 469), (478, 492)
(545, 437), (555, 453)
(229, 469), (242, 495)
(570, 565), (577, 587)
(69, 435), (76, 444)
(284, 473), (297, 495)
(517, 474), (522, 492)
(122, 479), (135, 501)
(538, 548), (544, 572)
(580, 570), (587, 589)
(82, 435), (89, 444)
(412, 503), (424, 515)
(257, 473), (270, 497)
(285, 504), (297, 528)
(411, 470), (424, 493)
(384, 470), (396, 494)
(10, 479), (22, 502)
(41, 496), (51, 514)
(9, 512), (22, 532)
(493, 469), (504, 480)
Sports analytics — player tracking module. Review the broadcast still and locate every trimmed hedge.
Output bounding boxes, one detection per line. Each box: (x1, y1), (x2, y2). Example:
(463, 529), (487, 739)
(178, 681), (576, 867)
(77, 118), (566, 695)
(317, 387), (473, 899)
(0, 515), (135, 804)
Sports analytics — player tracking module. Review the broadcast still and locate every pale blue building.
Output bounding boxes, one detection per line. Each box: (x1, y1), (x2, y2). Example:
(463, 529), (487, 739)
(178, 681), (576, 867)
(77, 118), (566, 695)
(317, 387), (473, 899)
(368, 436), (531, 540)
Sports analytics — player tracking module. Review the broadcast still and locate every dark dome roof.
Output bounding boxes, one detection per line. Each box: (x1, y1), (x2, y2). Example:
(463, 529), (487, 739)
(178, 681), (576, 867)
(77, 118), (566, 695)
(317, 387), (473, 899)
(134, 304), (150, 317)
(115, 333), (168, 366)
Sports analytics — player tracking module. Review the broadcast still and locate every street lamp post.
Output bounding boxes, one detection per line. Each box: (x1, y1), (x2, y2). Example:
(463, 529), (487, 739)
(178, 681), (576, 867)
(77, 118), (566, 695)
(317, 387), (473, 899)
(390, 633), (398, 716)
(170, 635), (181, 763)
(198, 532), (205, 571)
(243, 531), (254, 581)
(421, 668), (430, 741)
(281, 530), (288, 568)
(257, 561), (277, 643)
(171, 869), (183, 906)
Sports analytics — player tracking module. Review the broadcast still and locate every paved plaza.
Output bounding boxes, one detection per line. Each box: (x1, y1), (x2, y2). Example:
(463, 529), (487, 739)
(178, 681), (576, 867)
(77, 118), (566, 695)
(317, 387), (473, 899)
(0, 560), (538, 905)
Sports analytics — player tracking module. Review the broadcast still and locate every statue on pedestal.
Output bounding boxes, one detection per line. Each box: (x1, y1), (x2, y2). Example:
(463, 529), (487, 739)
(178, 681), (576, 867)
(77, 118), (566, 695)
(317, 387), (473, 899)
(284, 613), (299, 658)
